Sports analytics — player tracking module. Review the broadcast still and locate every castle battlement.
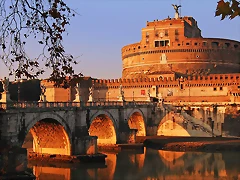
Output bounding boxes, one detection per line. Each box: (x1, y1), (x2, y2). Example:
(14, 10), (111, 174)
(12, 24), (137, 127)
(91, 73), (240, 89)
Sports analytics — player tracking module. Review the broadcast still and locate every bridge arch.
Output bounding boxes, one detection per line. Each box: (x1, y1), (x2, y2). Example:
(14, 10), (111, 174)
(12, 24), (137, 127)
(127, 109), (146, 136)
(157, 111), (191, 136)
(22, 112), (72, 156)
(89, 110), (118, 145)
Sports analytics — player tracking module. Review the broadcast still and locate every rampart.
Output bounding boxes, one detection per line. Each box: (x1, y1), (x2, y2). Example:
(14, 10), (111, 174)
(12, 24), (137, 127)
(92, 73), (240, 89)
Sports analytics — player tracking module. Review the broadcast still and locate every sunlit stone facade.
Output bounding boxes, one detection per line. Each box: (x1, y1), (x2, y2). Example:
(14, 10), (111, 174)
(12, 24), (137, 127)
(41, 13), (240, 104)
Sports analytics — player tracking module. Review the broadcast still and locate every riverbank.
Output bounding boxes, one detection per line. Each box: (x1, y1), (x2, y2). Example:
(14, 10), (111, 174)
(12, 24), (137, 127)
(28, 151), (107, 163)
(139, 136), (240, 152)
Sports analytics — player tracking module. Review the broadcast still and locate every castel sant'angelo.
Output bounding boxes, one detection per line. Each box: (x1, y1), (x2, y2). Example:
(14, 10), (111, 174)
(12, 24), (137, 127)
(42, 5), (240, 104)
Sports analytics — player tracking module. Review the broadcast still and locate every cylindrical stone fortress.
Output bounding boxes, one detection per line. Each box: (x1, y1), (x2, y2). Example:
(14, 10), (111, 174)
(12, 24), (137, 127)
(121, 16), (240, 79)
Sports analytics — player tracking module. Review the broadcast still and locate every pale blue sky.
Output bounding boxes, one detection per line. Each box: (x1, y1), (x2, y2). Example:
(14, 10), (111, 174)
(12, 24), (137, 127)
(0, 0), (239, 80)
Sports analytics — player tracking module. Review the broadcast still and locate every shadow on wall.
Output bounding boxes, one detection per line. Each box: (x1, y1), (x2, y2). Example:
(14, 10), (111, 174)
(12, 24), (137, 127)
(223, 105), (240, 137)
(0, 79), (41, 101)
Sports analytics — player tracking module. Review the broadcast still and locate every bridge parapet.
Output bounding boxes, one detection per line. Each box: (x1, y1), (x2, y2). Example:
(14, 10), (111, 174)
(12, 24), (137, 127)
(0, 101), (155, 111)
(164, 102), (240, 107)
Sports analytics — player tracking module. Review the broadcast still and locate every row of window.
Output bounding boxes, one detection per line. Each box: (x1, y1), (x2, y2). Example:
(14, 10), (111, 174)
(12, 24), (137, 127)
(146, 30), (179, 37)
(194, 76), (239, 80)
(122, 48), (238, 59)
(124, 42), (239, 52)
(213, 87), (223, 91)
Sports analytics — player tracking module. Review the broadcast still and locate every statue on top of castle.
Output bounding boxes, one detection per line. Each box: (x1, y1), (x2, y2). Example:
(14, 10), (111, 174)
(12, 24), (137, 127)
(147, 88), (151, 97)
(40, 84), (46, 96)
(75, 83), (81, 95)
(172, 4), (181, 18)
(89, 86), (93, 96)
(1, 77), (9, 93)
(119, 84), (124, 97)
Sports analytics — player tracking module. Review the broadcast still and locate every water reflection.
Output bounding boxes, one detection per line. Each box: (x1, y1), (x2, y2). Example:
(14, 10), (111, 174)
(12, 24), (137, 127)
(27, 148), (240, 180)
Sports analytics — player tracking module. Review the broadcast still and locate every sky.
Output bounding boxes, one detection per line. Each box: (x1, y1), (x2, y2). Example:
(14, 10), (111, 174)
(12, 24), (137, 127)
(0, 0), (240, 80)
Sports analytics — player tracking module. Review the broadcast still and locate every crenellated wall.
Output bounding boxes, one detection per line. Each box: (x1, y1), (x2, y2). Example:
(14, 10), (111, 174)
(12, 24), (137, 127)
(91, 73), (240, 102)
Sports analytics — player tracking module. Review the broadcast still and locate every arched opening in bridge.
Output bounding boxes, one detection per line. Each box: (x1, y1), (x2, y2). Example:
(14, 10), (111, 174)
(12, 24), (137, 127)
(128, 112), (146, 136)
(89, 114), (117, 145)
(22, 118), (71, 156)
(157, 112), (191, 136)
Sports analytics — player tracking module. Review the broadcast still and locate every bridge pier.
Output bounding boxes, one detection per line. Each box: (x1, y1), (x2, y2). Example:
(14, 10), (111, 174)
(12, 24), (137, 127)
(0, 146), (32, 178)
(118, 120), (138, 144)
(73, 136), (98, 155)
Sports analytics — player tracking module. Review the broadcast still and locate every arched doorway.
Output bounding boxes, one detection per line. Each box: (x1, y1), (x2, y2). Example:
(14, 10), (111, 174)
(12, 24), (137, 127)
(22, 118), (71, 156)
(128, 112), (146, 136)
(89, 114), (117, 145)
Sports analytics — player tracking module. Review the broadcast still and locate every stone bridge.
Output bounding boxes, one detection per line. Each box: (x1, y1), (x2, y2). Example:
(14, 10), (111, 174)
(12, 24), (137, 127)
(0, 101), (230, 157)
(0, 101), (155, 156)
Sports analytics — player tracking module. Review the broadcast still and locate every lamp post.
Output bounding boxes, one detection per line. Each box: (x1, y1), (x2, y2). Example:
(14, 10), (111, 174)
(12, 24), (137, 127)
(97, 90), (100, 102)
(188, 81), (190, 103)
(16, 79), (23, 102)
(108, 92), (110, 102)
(18, 82), (20, 102)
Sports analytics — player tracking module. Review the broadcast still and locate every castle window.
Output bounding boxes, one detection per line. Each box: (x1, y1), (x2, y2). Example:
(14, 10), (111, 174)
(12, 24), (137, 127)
(155, 40), (170, 47)
(220, 87), (223, 91)
(211, 42), (219, 48)
(203, 41), (207, 46)
(160, 41), (165, 46)
(175, 29), (179, 35)
(165, 30), (168, 36)
(194, 42), (198, 46)
(234, 44), (239, 48)
(186, 42), (190, 46)
(224, 43), (230, 48)
(213, 87), (217, 91)
(146, 32), (149, 37)
(180, 84), (183, 89)
(138, 46), (141, 49)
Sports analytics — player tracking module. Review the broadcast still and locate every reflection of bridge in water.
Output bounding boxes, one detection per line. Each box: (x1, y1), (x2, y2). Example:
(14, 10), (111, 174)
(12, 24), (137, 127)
(31, 148), (240, 180)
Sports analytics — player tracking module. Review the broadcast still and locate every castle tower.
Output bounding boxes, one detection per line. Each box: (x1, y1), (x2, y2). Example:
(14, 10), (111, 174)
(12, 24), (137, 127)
(121, 5), (240, 79)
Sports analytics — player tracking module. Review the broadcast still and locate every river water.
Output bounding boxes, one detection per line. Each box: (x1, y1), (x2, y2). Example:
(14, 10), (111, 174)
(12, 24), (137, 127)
(27, 148), (240, 180)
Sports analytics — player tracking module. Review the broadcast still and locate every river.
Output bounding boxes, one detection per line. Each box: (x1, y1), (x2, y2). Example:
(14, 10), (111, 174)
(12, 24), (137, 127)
(26, 148), (240, 180)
